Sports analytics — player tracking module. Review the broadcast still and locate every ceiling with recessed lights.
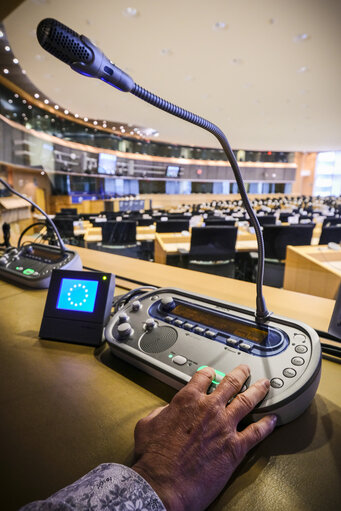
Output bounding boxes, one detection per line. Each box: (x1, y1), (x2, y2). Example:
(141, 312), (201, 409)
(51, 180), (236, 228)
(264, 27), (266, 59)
(3, 0), (341, 151)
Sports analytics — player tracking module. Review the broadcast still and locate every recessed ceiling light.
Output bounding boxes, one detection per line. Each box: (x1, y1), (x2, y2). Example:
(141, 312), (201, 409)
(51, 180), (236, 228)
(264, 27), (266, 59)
(3, 68), (9, 74)
(28, 105), (32, 109)
(154, 132), (159, 137)
(13, 58), (19, 64)
(64, 109), (69, 114)
(294, 33), (310, 43)
(14, 93), (19, 98)
(160, 48), (172, 56)
(298, 66), (308, 73)
(22, 70), (26, 74)
(112, 126), (116, 130)
(8, 99), (13, 104)
(41, 171), (45, 175)
(84, 117), (88, 122)
(44, 99), (49, 104)
(34, 93), (40, 98)
(51, 118), (55, 123)
(22, 99), (27, 104)
(123, 7), (139, 17)
(74, 113), (79, 118)
(54, 105), (59, 109)
(213, 21), (227, 30)
(93, 120), (98, 125)
(4, 45), (10, 52)
(44, 114), (49, 118)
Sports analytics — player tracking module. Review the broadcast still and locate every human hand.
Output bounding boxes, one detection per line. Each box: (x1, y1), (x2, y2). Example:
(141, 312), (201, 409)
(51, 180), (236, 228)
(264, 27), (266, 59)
(132, 364), (277, 511)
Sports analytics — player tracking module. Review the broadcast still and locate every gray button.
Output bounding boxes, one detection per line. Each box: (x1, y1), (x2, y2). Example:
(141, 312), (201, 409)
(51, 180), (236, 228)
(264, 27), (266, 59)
(118, 313), (129, 324)
(226, 338), (238, 346)
(205, 330), (217, 339)
(131, 300), (142, 312)
(295, 345), (308, 354)
(291, 356), (305, 366)
(174, 319), (184, 327)
(160, 296), (175, 311)
(270, 378), (284, 388)
(117, 322), (133, 339)
(145, 318), (156, 330)
(183, 322), (194, 331)
(239, 342), (252, 351)
(283, 368), (297, 378)
(294, 334), (306, 343)
(193, 326), (205, 334)
(164, 316), (173, 323)
(172, 355), (187, 365)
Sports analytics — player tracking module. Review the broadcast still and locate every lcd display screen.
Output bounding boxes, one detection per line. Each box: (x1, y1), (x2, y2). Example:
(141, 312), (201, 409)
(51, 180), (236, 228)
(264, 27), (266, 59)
(56, 278), (99, 313)
(98, 153), (117, 174)
(173, 304), (268, 343)
(27, 246), (62, 262)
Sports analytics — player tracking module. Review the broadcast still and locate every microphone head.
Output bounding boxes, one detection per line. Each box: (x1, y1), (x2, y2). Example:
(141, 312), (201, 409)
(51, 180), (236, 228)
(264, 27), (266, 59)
(37, 18), (93, 65)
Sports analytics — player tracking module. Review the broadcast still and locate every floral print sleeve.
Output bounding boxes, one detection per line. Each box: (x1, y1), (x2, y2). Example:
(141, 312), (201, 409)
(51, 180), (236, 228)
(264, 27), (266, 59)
(20, 463), (166, 510)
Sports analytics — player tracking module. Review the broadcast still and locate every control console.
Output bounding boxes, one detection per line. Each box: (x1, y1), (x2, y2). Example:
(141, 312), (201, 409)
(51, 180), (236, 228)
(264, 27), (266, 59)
(105, 288), (321, 425)
(0, 243), (82, 288)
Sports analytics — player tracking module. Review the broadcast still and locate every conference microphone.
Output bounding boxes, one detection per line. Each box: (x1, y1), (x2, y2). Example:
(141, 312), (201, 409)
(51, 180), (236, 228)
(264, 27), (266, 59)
(36, 18), (134, 92)
(37, 18), (269, 321)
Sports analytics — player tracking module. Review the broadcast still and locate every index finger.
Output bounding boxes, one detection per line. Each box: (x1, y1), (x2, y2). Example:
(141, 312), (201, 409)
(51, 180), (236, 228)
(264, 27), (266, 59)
(186, 366), (215, 393)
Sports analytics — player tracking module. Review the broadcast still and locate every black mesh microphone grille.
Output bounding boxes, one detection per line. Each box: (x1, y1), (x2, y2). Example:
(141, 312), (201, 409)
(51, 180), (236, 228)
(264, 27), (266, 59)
(37, 18), (92, 65)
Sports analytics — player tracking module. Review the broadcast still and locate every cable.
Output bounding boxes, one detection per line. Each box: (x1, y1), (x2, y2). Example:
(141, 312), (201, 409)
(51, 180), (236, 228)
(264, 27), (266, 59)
(131, 84), (269, 322)
(112, 286), (158, 314)
(0, 178), (66, 254)
(17, 221), (51, 248)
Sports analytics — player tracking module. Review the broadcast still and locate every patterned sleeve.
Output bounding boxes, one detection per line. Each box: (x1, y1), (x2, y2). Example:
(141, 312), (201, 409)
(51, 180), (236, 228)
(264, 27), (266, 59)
(19, 463), (166, 511)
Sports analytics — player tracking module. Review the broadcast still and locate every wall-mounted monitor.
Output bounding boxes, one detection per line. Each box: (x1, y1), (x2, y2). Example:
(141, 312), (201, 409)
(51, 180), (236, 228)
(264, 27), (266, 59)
(98, 153), (117, 175)
(165, 165), (180, 178)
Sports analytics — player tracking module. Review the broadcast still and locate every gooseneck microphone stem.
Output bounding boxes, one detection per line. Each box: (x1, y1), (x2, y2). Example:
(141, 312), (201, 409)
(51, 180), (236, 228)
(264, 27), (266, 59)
(132, 85), (269, 321)
(0, 178), (67, 254)
(36, 17), (270, 321)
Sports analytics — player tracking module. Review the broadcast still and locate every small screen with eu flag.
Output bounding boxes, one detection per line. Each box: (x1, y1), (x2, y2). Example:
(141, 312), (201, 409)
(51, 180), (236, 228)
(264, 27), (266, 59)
(56, 278), (99, 313)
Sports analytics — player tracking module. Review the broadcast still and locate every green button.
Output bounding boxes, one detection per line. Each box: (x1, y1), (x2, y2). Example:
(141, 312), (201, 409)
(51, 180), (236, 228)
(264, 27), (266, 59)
(197, 366), (225, 385)
(23, 268), (35, 275)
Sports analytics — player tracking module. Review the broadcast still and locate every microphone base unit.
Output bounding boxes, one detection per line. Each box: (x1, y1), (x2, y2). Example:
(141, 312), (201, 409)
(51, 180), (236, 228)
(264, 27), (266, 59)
(0, 243), (82, 288)
(105, 288), (321, 425)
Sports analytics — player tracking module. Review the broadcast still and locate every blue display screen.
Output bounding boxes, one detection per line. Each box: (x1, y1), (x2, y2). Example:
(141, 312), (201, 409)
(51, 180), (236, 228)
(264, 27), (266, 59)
(56, 278), (99, 313)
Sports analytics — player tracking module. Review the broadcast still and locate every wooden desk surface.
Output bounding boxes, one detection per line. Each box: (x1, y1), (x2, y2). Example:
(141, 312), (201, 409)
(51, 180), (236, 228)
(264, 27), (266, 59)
(1, 248), (340, 510)
(284, 245), (341, 299)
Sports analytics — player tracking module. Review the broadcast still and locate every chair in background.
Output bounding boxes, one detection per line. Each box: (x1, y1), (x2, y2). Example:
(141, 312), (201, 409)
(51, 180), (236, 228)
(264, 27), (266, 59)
(261, 224), (315, 287)
(204, 218), (236, 226)
(101, 221), (137, 247)
(319, 226), (341, 245)
(156, 220), (190, 233)
(137, 218), (154, 226)
(279, 212), (293, 222)
(256, 215), (276, 226)
(185, 226), (238, 277)
(322, 217), (341, 228)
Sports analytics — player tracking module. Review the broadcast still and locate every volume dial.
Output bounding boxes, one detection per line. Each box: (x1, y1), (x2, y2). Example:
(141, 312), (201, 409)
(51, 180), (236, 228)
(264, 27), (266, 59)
(117, 322), (133, 339)
(160, 296), (175, 312)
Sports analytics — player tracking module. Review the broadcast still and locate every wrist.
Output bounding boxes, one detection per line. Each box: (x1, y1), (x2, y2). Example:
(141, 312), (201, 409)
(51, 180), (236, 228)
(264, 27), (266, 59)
(132, 457), (185, 511)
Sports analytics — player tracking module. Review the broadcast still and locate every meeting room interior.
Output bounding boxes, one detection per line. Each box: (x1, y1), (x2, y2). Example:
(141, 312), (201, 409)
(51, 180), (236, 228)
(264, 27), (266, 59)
(0, 1), (340, 510)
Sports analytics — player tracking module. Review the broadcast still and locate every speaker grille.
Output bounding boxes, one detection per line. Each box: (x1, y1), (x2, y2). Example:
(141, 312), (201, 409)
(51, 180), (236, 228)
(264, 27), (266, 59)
(139, 327), (178, 354)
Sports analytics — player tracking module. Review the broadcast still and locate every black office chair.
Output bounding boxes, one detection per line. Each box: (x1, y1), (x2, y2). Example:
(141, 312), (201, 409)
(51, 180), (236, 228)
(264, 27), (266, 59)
(156, 220), (190, 233)
(322, 217), (341, 228)
(185, 226), (238, 277)
(256, 215), (276, 226)
(319, 226), (341, 245)
(260, 224), (315, 287)
(101, 221), (137, 247)
(279, 212), (294, 223)
(53, 217), (75, 239)
(204, 218), (236, 226)
(137, 218), (154, 226)
(60, 208), (78, 216)
(263, 224), (315, 260)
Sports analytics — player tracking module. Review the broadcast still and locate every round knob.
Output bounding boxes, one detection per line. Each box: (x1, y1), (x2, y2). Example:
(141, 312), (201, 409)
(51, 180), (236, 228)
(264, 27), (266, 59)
(117, 322), (133, 339)
(131, 300), (142, 312)
(160, 296), (175, 312)
(118, 312), (130, 324)
(145, 318), (157, 331)
(0, 257), (7, 266)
